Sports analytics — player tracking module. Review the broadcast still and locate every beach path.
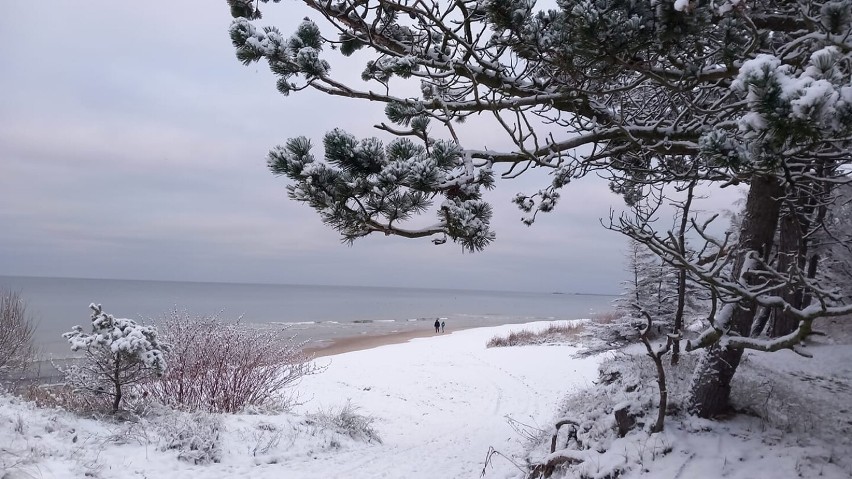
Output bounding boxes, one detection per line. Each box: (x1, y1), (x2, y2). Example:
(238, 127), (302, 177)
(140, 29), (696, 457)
(289, 322), (603, 478)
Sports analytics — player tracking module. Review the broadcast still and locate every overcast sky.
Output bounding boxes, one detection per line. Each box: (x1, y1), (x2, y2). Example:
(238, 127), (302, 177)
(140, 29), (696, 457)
(0, 1), (742, 294)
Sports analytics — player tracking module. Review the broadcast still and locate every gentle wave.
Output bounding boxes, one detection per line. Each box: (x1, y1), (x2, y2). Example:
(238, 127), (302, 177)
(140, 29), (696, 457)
(0, 275), (616, 357)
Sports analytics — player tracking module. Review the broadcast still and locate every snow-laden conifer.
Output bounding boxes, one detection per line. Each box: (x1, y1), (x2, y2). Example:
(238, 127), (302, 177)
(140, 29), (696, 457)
(62, 303), (166, 412)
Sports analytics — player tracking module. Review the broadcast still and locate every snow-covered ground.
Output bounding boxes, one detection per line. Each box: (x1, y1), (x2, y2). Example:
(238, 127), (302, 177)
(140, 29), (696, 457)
(538, 341), (852, 479)
(2, 320), (850, 479)
(0, 321), (603, 479)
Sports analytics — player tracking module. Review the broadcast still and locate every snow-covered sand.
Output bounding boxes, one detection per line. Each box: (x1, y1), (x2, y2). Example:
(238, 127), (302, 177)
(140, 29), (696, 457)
(0, 321), (603, 478)
(3, 320), (850, 479)
(289, 323), (603, 478)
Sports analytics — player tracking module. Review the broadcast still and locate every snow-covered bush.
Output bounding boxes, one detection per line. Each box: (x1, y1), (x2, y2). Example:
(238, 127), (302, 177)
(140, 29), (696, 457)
(144, 310), (317, 413)
(0, 289), (37, 384)
(157, 411), (223, 464)
(61, 303), (166, 413)
(307, 401), (382, 444)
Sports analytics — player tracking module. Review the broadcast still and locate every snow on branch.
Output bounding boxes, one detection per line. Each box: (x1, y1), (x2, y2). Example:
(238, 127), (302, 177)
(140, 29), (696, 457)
(267, 129), (496, 251)
(61, 303), (166, 412)
(64, 303), (166, 373)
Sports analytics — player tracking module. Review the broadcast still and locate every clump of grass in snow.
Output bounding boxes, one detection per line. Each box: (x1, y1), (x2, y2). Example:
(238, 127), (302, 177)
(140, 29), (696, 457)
(486, 322), (585, 348)
(307, 401), (382, 444)
(157, 411), (223, 465)
(589, 310), (622, 325)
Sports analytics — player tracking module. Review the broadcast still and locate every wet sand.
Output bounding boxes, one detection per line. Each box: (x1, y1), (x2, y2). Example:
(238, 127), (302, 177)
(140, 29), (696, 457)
(303, 327), (465, 358)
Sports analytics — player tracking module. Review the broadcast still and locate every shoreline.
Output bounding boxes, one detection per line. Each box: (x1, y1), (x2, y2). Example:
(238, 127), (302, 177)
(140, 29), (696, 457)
(19, 329), (454, 384)
(303, 326), (467, 358)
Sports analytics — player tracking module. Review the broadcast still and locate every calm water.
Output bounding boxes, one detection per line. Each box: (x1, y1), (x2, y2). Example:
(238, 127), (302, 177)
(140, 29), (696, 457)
(0, 275), (616, 357)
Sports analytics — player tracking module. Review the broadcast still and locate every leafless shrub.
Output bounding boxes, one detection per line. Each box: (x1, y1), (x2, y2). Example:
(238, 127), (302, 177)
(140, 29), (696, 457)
(240, 423), (284, 456)
(0, 290), (37, 382)
(144, 310), (319, 413)
(487, 322), (585, 348)
(578, 312), (670, 357)
(87, 417), (153, 448)
(21, 382), (104, 416)
(506, 416), (546, 444)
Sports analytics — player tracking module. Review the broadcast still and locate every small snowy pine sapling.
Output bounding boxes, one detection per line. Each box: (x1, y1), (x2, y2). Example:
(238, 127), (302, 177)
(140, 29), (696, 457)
(62, 303), (166, 413)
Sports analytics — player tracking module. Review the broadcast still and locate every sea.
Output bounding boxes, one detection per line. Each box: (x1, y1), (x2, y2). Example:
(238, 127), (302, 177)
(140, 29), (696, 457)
(0, 275), (616, 359)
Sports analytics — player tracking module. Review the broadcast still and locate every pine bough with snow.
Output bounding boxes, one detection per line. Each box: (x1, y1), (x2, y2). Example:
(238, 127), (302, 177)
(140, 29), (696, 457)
(225, 0), (852, 452)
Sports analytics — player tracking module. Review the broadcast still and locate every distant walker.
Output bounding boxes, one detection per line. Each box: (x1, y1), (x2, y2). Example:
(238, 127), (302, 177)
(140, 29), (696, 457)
(434, 319), (440, 333)
(441, 320), (445, 333)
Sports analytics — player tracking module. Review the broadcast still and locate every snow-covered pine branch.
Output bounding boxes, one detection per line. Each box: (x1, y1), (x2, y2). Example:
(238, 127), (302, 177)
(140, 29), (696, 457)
(267, 129), (496, 251)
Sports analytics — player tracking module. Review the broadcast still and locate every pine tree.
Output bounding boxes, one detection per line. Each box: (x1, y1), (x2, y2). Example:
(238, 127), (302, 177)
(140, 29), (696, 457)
(62, 304), (167, 412)
(224, 0), (852, 417)
(616, 240), (679, 321)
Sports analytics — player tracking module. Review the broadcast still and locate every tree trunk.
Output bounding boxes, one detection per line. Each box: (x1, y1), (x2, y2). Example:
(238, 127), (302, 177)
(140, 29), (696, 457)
(771, 207), (806, 336)
(670, 267), (686, 365)
(688, 344), (744, 416)
(113, 355), (122, 413)
(688, 174), (783, 417)
(672, 182), (695, 365)
(649, 347), (669, 433)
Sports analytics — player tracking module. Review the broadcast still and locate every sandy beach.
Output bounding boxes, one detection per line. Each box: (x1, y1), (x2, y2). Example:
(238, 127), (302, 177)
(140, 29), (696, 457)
(23, 326), (470, 384)
(303, 326), (464, 358)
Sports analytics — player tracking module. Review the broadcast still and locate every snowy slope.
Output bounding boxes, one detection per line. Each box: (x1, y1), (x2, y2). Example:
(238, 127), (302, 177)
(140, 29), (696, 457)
(0, 321), (603, 479)
(2, 320), (849, 479)
(288, 324), (603, 478)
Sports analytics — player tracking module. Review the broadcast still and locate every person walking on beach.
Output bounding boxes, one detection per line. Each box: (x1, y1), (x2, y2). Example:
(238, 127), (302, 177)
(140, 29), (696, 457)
(434, 319), (440, 333)
(441, 321), (445, 333)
